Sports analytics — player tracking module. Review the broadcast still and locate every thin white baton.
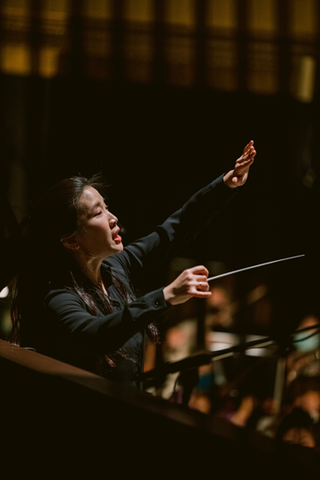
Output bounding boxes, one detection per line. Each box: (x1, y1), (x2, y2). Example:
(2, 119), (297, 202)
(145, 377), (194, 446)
(207, 254), (305, 282)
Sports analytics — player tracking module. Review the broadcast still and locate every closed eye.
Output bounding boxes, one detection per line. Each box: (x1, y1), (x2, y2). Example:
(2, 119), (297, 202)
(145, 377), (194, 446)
(90, 200), (109, 218)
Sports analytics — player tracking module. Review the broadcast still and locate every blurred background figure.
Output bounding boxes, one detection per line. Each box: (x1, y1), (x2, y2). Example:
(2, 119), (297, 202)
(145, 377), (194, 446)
(276, 407), (319, 450)
(154, 259), (277, 418)
(287, 314), (320, 384)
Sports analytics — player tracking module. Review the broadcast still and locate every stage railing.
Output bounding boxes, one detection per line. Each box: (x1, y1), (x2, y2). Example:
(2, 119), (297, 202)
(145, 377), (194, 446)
(1, 338), (318, 476)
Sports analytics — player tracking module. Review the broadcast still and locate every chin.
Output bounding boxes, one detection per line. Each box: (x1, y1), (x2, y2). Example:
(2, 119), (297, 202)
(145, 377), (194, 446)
(116, 243), (124, 253)
(109, 243), (124, 256)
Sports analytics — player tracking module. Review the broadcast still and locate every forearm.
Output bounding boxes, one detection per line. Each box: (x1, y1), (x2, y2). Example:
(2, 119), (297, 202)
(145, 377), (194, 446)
(46, 288), (169, 355)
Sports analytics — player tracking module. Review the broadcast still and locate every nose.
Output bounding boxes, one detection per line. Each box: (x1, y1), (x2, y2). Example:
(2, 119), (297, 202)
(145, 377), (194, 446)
(109, 213), (118, 228)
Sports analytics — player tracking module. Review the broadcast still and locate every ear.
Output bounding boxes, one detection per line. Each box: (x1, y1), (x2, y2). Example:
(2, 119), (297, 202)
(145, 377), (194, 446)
(60, 234), (80, 252)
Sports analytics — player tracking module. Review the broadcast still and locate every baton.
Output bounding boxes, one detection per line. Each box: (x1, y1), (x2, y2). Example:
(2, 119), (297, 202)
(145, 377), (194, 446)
(207, 254), (305, 282)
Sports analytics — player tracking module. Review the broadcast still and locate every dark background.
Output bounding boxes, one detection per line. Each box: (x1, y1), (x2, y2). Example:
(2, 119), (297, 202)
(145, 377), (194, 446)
(0, 0), (319, 343)
(1, 75), (319, 338)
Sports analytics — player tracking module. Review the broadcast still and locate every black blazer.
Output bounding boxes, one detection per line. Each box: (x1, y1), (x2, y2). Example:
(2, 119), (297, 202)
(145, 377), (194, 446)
(21, 175), (237, 388)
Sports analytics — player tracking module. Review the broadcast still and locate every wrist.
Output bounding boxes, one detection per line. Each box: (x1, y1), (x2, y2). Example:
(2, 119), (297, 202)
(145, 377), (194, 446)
(163, 286), (173, 305)
(223, 172), (237, 189)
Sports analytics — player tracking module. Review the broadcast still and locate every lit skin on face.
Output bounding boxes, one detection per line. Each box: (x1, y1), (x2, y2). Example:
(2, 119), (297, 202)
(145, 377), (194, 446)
(60, 186), (123, 288)
(75, 186), (123, 263)
(61, 187), (123, 290)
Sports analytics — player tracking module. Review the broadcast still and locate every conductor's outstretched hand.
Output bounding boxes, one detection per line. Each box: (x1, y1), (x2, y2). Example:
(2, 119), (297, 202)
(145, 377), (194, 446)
(223, 140), (256, 188)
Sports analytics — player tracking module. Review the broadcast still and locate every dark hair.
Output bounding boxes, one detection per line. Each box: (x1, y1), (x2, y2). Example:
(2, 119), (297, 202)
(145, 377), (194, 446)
(9, 174), (160, 353)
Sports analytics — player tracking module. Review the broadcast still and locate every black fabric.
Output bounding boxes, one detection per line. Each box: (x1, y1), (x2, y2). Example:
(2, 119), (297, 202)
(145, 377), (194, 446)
(21, 175), (237, 388)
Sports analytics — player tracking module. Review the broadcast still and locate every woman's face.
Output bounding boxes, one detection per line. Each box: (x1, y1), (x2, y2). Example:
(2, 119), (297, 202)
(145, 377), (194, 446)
(74, 186), (123, 260)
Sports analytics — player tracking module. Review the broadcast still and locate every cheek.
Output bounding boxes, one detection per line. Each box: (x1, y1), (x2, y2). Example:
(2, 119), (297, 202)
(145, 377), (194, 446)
(91, 225), (111, 245)
(79, 225), (110, 251)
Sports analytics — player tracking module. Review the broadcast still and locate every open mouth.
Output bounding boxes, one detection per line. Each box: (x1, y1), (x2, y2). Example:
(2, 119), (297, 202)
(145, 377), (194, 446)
(112, 228), (122, 243)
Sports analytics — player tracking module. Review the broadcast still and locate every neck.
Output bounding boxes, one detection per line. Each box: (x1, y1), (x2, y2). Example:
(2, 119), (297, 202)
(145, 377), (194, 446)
(76, 254), (106, 292)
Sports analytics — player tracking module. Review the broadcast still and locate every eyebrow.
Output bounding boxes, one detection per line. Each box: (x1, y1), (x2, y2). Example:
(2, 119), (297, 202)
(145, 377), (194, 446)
(89, 200), (109, 215)
(88, 201), (103, 214)
(92, 201), (102, 210)
(79, 201), (101, 218)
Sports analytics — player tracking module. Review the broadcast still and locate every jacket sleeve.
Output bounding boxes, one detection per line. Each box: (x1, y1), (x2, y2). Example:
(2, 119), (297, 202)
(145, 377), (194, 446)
(45, 286), (168, 355)
(44, 175), (236, 356)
